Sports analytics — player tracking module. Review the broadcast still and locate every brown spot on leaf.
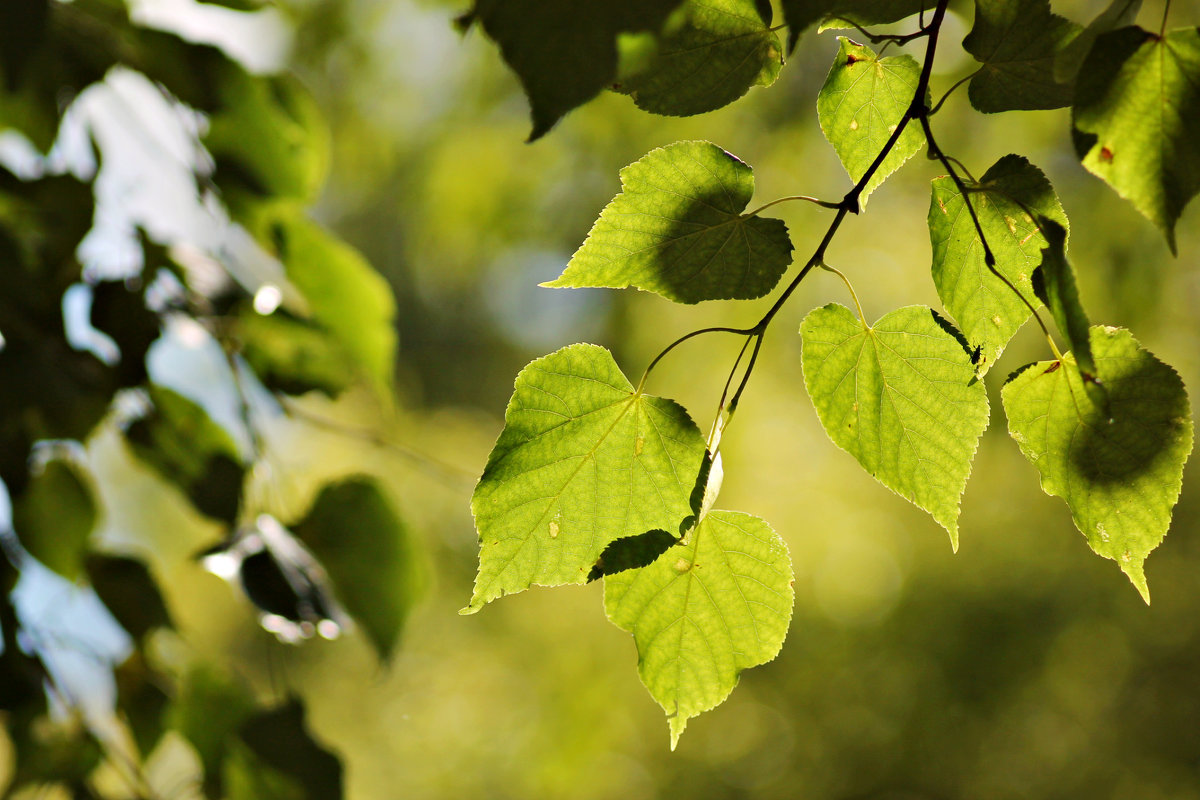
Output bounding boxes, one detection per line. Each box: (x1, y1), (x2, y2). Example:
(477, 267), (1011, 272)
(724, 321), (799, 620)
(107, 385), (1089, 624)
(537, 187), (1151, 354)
(1044, 361), (1061, 374)
(846, 54), (862, 65)
(1100, 146), (1114, 162)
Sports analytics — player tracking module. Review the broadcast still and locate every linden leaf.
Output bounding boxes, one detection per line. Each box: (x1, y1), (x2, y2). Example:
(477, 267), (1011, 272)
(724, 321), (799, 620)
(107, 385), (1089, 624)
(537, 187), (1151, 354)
(963, 0), (1082, 112)
(928, 154), (1069, 374)
(544, 141), (793, 303)
(1002, 327), (1193, 602)
(800, 304), (990, 549)
(781, 0), (929, 52)
(604, 510), (793, 748)
(817, 38), (925, 209)
(466, 344), (707, 612)
(619, 0), (783, 116)
(1072, 26), (1200, 253)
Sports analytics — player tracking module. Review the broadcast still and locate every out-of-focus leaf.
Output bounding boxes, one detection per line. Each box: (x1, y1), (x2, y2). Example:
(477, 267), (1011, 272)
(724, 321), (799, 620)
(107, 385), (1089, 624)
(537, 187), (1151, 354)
(460, 0), (685, 139)
(604, 510), (793, 748)
(817, 38), (925, 208)
(466, 344), (708, 612)
(237, 699), (342, 800)
(1072, 26), (1200, 253)
(124, 386), (246, 524)
(291, 479), (422, 660)
(169, 666), (257, 800)
(9, 716), (102, 793)
(801, 304), (989, 549)
(1002, 327), (1193, 602)
(85, 554), (173, 643)
(1031, 219), (1094, 379)
(206, 73), (330, 207)
(963, 0), (1081, 112)
(234, 307), (354, 397)
(114, 653), (171, 758)
(89, 276), (161, 389)
(246, 207), (396, 394)
(544, 141), (793, 303)
(13, 458), (97, 581)
(618, 0), (782, 116)
(0, 0), (49, 91)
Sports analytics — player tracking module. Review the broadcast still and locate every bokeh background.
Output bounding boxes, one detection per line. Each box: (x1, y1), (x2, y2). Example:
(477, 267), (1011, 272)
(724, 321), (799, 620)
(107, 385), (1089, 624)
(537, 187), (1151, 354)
(6, 0), (1200, 797)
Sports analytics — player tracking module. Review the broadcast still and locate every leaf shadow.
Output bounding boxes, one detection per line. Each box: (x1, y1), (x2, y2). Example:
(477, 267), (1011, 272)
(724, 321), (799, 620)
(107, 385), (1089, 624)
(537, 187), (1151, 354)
(587, 530), (677, 582)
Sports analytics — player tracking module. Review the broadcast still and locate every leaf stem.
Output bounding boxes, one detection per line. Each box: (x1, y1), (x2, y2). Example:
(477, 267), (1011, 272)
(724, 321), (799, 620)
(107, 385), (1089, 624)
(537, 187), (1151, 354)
(1161, 0), (1172, 36)
(819, 263), (867, 322)
(746, 195), (841, 216)
(928, 68), (981, 116)
(637, 326), (755, 393)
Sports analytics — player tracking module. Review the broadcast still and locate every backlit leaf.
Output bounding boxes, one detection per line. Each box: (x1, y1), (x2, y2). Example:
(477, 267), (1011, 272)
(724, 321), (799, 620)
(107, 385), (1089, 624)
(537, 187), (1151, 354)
(13, 457), (97, 581)
(963, 0), (1082, 112)
(466, 343), (707, 612)
(928, 154), (1068, 374)
(781, 0), (928, 52)
(1002, 327), (1193, 602)
(619, 0), (783, 116)
(544, 141), (793, 303)
(800, 304), (990, 548)
(1031, 219), (1093, 377)
(1072, 26), (1200, 253)
(1053, 0), (1142, 83)
(604, 510), (793, 748)
(817, 38), (925, 209)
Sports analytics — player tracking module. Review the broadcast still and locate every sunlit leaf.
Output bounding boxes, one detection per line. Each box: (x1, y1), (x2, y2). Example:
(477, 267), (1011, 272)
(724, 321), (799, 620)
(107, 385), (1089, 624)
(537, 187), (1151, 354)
(800, 304), (989, 548)
(460, 0), (685, 139)
(13, 457), (97, 581)
(544, 141), (793, 303)
(291, 478), (423, 660)
(618, 0), (783, 116)
(1054, 0), (1142, 82)
(466, 343), (707, 612)
(1072, 26), (1200, 253)
(1031, 219), (1093, 377)
(963, 0), (1081, 112)
(604, 510), (793, 748)
(817, 38), (925, 208)
(1002, 326), (1193, 602)
(928, 154), (1068, 374)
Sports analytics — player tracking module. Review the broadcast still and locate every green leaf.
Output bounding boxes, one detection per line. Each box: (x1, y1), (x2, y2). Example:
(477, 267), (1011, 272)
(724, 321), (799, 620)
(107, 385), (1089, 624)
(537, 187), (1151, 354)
(169, 666), (257, 799)
(1002, 326), (1193, 602)
(543, 141), (793, 303)
(237, 699), (342, 800)
(604, 510), (793, 749)
(618, 0), (783, 116)
(817, 38), (925, 209)
(928, 154), (1068, 375)
(251, 207), (397, 394)
(800, 304), (990, 548)
(13, 457), (97, 581)
(781, 0), (928, 51)
(962, 0), (1082, 112)
(291, 478), (423, 660)
(85, 554), (173, 643)
(234, 307), (354, 398)
(466, 343), (708, 612)
(460, 0), (685, 140)
(1031, 219), (1093, 377)
(1053, 0), (1142, 83)
(1072, 26), (1200, 253)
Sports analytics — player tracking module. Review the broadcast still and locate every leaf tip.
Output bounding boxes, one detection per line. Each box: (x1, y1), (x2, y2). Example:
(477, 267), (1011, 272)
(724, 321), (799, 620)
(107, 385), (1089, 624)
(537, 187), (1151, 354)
(668, 715), (688, 751)
(1122, 558), (1150, 605)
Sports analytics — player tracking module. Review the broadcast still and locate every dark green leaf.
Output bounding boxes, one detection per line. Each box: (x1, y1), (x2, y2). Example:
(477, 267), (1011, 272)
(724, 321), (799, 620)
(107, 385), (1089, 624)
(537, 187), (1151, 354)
(291, 478), (423, 660)
(237, 699), (342, 800)
(462, 0), (685, 139)
(13, 457), (97, 581)
(234, 307), (354, 398)
(963, 0), (1082, 112)
(114, 653), (171, 758)
(1031, 219), (1094, 378)
(1002, 327), (1193, 602)
(618, 0), (783, 116)
(1054, 0), (1142, 82)
(1072, 26), (1200, 253)
(587, 529), (678, 581)
(85, 554), (173, 643)
(169, 666), (257, 799)
(781, 0), (929, 51)
(125, 386), (246, 524)
(544, 141), (793, 303)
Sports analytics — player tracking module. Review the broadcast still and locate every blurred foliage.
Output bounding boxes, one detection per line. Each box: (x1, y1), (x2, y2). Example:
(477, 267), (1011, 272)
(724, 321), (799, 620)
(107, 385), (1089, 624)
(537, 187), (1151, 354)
(0, 0), (1198, 798)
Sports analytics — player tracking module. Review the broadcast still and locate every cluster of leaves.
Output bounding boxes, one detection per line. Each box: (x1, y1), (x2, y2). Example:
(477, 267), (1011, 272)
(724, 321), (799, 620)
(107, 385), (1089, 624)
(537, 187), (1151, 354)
(0, 0), (419, 795)
(462, 0), (1198, 745)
